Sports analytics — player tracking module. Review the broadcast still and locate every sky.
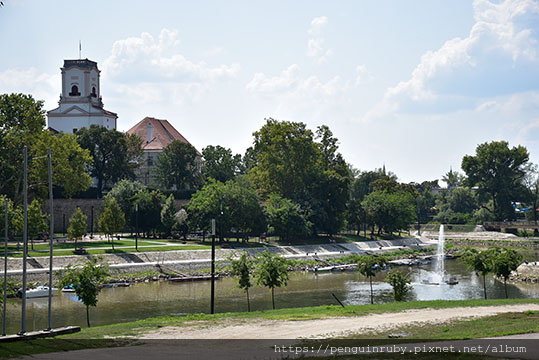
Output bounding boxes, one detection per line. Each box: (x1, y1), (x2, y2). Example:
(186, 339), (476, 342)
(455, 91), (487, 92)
(1, 0), (538, 184)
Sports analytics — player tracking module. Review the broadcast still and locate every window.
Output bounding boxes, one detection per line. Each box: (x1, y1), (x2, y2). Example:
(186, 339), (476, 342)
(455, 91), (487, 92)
(69, 85), (80, 96)
(91, 86), (97, 97)
(147, 155), (153, 167)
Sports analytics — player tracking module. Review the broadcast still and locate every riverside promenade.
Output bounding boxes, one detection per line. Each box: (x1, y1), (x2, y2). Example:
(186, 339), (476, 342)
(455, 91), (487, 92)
(1, 237), (430, 281)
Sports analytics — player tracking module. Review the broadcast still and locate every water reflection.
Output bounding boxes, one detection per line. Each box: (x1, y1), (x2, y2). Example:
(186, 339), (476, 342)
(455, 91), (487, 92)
(2, 260), (538, 333)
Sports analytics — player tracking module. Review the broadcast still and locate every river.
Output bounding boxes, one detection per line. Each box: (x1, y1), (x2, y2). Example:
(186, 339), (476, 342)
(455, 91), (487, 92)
(3, 259), (538, 334)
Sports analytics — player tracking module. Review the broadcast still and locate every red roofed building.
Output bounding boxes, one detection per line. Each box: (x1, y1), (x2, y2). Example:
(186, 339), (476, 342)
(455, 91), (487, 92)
(126, 117), (201, 186)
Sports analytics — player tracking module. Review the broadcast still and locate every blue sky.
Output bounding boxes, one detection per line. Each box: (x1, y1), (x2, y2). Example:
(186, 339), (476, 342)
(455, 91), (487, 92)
(1, 0), (538, 183)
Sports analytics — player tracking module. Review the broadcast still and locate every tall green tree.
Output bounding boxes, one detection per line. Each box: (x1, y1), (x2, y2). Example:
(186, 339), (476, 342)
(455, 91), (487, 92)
(98, 198), (125, 251)
(202, 145), (241, 183)
(442, 168), (464, 190)
(58, 257), (110, 327)
(68, 207), (87, 249)
(462, 141), (529, 221)
(77, 125), (140, 197)
(386, 270), (412, 302)
(155, 140), (200, 191)
(489, 247), (522, 299)
(160, 194), (177, 237)
(361, 191), (416, 236)
(0, 94), (91, 202)
(27, 199), (47, 251)
(265, 194), (309, 241)
(254, 251), (289, 310)
(459, 247), (494, 299)
(358, 255), (387, 304)
(229, 252), (253, 312)
(105, 179), (146, 230)
(134, 189), (165, 237)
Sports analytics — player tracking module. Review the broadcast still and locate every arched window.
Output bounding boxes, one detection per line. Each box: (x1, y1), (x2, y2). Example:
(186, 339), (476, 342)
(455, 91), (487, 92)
(69, 85), (80, 96)
(91, 86), (97, 97)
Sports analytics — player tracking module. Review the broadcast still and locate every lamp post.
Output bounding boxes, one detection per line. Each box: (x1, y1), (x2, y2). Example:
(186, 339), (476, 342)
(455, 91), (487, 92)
(21, 146), (28, 335)
(135, 204), (138, 251)
(210, 219), (216, 314)
(90, 206), (94, 239)
(46, 148), (54, 331)
(3, 198), (8, 336)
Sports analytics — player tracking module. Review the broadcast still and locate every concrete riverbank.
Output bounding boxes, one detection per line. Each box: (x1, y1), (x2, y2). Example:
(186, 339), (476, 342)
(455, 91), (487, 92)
(1, 237), (431, 282)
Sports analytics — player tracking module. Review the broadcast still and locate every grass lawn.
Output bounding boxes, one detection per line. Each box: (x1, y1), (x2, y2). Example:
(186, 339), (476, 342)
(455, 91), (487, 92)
(0, 299), (537, 359)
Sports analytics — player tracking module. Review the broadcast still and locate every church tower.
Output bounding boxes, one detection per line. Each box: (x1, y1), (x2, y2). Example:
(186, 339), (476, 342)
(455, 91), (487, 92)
(47, 59), (118, 134)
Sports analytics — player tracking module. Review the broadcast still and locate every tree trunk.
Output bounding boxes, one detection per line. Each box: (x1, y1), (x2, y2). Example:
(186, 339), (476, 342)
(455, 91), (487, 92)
(112, 234), (114, 251)
(504, 278), (508, 299)
(369, 276), (374, 305)
(271, 287), (275, 310)
(483, 273), (487, 300)
(246, 288), (251, 312)
(86, 305), (90, 327)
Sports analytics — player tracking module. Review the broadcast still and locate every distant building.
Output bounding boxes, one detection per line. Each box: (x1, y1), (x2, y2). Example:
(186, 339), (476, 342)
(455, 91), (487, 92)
(126, 117), (201, 186)
(47, 59), (117, 134)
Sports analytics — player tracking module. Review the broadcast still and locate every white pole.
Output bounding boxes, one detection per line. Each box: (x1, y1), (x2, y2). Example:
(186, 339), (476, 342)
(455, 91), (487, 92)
(21, 146), (28, 334)
(47, 148), (54, 330)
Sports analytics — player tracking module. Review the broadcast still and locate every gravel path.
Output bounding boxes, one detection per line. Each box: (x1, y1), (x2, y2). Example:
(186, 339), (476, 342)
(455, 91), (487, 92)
(140, 303), (539, 339)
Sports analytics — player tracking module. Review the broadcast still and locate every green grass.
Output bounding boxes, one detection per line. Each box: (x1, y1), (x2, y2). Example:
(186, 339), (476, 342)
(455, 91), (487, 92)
(0, 300), (537, 359)
(58, 298), (539, 339)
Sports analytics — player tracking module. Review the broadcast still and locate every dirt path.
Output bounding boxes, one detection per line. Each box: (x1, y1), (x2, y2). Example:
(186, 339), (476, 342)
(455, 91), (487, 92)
(141, 303), (539, 339)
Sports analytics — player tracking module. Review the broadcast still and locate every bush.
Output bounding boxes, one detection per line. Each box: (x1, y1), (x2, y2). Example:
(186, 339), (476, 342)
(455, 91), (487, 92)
(386, 270), (412, 301)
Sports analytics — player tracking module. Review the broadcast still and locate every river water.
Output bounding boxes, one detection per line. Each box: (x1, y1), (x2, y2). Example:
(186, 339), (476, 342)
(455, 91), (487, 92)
(3, 259), (539, 333)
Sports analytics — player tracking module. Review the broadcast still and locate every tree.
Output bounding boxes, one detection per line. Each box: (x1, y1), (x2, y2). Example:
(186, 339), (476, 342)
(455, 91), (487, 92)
(361, 191), (416, 236)
(0, 94), (92, 202)
(459, 247), (494, 299)
(265, 194), (309, 241)
(202, 145), (241, 183)
(489, 247), (522, 298)
(385, 270), (412, 301)
(160, 194), (177, 237)
(462, 141), (529, 221)
(442, 168), (464, 190)
(173, 209), (188, 240)
(155, 140), (200, 190)
(134, 189), (165, 237)
(254, 251), (289, 310)
(229, 252), (253, 312)
(77, 125), (139, 197)
(68, 207), (87, 249)
(106, 179), (146, 230)
(358, 255), (387, 304)
(187, 178), (266, 241)
(98, 198), (125, 251)
(58, 257), (110, 327)
(27, 199), (47, 251)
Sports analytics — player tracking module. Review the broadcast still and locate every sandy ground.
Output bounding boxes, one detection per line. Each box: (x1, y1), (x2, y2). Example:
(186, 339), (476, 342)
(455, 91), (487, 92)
(140, 303), (539, 339)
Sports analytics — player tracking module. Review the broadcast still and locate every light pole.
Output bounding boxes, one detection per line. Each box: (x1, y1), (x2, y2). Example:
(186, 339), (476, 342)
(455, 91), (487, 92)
(46, 148), (54, 331)
(3, 198), (8, 336)
(90, 206), (94, 239)
(135, 204), (138, 251)
(210, 219), (216, 314)
(20, 146), (28, 335)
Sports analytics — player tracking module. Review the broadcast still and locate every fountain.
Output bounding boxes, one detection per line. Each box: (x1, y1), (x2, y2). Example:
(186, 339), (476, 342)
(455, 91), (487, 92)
(435, 224), (445, 283)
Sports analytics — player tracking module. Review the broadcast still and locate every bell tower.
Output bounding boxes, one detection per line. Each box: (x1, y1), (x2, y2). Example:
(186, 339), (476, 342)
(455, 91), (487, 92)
(47, 59), (117, 133)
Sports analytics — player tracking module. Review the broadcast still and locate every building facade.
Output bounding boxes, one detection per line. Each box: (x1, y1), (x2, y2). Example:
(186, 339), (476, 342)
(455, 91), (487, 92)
(127, 117), (201, 186)
(47, 59), (117, 134)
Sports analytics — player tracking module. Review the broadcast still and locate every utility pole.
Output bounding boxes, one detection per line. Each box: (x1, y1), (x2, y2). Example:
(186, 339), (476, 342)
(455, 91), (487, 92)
(3, 199), (8, 336)
(21, 146), (28, 334)
(47, 148), (54, 331)
(135, 204), (138, 251)
(210, 219), (216, 314)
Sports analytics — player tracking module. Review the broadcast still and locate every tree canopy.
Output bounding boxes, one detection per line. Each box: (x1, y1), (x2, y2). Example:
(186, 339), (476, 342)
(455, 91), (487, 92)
(202, 145), (241, 183)
(155, 140), (200, 191)
(462, 141), (529, 221)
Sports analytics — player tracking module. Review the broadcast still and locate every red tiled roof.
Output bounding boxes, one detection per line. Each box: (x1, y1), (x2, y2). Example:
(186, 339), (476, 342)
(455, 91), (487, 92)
(126, 117), (199, 154)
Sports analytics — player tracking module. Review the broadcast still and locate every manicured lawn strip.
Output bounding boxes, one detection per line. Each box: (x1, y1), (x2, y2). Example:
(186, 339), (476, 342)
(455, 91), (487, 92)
(60, 298), (539, 339)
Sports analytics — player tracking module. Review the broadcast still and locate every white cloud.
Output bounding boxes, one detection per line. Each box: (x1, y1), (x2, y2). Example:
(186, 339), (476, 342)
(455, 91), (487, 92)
(355, 65), (374, 87)
(307, 16), (332, 63)
(102, 28), (240, 82)
(0, 68), (60, 109)
(364, 0), (539, 121)
(246, 64), (300, 93)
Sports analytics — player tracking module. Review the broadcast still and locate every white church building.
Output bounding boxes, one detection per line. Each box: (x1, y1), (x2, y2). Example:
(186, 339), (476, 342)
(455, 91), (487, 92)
(47, 59), (117, 134)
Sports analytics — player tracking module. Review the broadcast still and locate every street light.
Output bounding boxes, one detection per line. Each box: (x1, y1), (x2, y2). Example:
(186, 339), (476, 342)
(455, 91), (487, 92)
(135, 204), (138, 251)
(210, 218), (216, 314)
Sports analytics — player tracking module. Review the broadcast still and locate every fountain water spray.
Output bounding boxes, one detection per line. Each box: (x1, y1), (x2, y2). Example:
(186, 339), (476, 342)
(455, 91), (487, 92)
(435, 224), (445, 283)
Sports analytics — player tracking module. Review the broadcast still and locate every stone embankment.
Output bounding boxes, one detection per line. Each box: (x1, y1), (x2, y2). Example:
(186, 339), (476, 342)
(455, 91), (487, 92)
(2, 238), (428, 282)
(510, 262), (539, 283)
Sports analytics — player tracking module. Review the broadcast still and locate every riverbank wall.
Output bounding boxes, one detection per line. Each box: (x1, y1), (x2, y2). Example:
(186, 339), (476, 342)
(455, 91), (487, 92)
(2, 237), (429, 282)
